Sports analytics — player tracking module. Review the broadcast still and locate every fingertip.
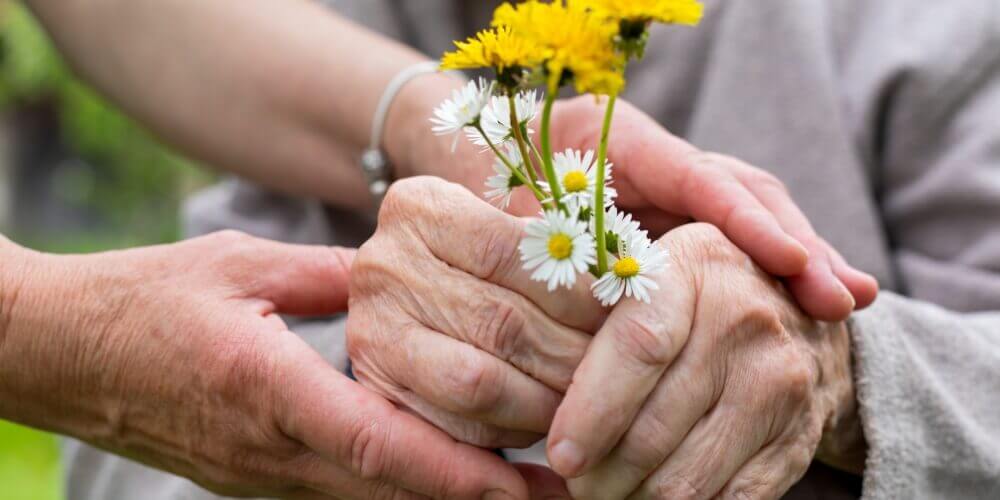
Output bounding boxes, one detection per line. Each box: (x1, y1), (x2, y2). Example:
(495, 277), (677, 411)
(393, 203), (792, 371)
(785, 259), (855, 322)
(548, 439), (587, 478)
(842, 269), (879, 310)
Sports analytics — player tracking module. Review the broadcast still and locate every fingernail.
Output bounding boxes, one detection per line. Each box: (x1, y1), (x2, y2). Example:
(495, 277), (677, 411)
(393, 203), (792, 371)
(549, 440), (586, 477)
(840, 281), (856, 310)
(482, 489), (516, 500)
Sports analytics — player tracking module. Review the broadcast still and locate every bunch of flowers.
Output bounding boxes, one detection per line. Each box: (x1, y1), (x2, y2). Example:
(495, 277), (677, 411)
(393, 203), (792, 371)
(430, 0), (702, 306)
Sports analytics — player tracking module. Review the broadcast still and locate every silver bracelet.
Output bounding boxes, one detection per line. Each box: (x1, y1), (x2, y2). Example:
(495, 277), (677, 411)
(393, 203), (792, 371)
(360, 61), (444, 208)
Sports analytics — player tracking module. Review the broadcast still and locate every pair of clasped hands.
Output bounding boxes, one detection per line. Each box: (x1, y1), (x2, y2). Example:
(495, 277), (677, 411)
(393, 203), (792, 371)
(344, 97), (877, 499)
(6, 96), (875, 500)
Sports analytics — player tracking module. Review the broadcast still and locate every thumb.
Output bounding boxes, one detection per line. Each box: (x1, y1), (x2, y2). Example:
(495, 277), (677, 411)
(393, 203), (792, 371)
(282, 353), (530, 499)
(249, 241), (355, 316)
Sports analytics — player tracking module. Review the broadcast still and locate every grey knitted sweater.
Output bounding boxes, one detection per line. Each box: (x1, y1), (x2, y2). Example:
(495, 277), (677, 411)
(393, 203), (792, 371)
(63, 1), (1000, 498)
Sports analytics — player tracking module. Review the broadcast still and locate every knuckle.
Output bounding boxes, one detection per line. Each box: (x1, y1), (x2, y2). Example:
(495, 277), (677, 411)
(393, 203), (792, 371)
(462, 423), (507, 448)
(671, 222), (743, 264)
(378, 177), (459, 229)
(346, 416), (390, 481)
(787, 439), (815, 476)
(734, 304), (788, 345)
(725, 485), (767, 500)
(379, 177), (428, 219)
(770, 347), (817, 403)
(471, 298), (524, 360)
(365, 481), (406, 500)
(612, 315), (676, 369)
(209, 229), (254, 246)
(471, 218), (523, 283)
(619, 434), (669, 474)
(656, 472), (703, 500)
(451, 357), (505, 414)
(750, 169), (789, 195)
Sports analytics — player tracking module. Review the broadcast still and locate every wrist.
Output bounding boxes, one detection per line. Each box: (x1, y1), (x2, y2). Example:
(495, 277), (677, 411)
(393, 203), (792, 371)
(0, 239), (30, 350)
(384, 72), (489, 187)
(0, 246), (135, 437)
(815, 320), (867, 474)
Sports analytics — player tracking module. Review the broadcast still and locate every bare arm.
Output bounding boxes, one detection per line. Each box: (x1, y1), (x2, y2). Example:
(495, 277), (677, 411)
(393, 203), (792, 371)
(24, 0), (461, 210)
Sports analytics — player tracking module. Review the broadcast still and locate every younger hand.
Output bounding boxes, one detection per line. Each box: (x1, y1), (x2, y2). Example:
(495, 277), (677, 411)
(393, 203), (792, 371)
(0, 232), (527, 499)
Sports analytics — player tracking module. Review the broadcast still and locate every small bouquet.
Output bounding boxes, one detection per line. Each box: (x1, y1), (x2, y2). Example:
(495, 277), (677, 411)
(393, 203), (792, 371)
(430, 0), (702, 306)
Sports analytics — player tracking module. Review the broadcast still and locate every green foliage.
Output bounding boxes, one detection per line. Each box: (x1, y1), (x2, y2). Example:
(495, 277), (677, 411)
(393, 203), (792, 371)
(0, 421), (63, 500)
(0, 1), (213, 243)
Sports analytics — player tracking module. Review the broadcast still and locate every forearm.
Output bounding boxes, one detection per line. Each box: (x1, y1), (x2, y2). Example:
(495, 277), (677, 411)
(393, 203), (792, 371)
(25, 0), (467, 209)
(0, 240), (132, 440)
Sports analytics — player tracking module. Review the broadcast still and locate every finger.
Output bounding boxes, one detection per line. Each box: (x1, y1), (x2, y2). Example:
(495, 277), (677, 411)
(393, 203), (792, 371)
(360, 321), (563, 435)
(721, 161), (868, 320)
(717, 436), (815, 500)
(547, 240), (696, 478)
(823, 239), (879, 309)
(285, 456), (427, 500)
(381, 177), (605, 332)
(235, 236), (355, 316)
(514, 463), (572, 499)
(630, 404), (770, 500)
(624, 147), (809, 277)
(390, 391), (544, 449)
(387, 248), (590, 392)
(567, 344), (716, 499)
(278, 345), (528, 500)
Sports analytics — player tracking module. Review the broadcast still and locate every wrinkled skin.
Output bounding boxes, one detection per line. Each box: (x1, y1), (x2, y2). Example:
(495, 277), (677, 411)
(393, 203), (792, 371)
(547, 223), (863, 499)
(348, 178), (604, 450)
(0, 231), (532, 500)
(348, 178), (865, 499)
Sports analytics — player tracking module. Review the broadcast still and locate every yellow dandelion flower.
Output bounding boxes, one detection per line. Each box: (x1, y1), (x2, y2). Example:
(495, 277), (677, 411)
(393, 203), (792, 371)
(492, 1), (624, 95)
(440, 25), (546, 73)
(572, 0), (704, 25)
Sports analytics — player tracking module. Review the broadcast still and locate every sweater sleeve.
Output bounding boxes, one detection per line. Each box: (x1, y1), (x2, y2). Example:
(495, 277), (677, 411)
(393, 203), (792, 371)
(849, 4), (1000, 497)
(849, 293), (1000, 499)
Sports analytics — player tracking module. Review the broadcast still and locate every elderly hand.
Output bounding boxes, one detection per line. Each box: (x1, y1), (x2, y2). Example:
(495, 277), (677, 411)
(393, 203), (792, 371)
(347, 177), (602, 451)
(548, 96), (878, 322)
(0, 232), (527, 499)
(545, 223), (865, 499)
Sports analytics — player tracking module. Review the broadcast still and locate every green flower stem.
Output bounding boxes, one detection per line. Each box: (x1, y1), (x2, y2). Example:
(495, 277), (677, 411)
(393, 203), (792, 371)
(509, 95), (540, 188)
(540, 90), (564, 211)
(475, 123), (548, 203)
(593, 94), (617, 274)
(527, 137), (546, 171)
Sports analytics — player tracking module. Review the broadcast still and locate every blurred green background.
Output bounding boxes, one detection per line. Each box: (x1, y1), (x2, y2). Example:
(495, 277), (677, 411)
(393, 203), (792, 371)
(0, 2), (214, 498)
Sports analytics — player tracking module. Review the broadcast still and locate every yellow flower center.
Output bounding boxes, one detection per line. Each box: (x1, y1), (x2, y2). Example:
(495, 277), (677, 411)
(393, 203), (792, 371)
(563, 170), (588, 192)
(613, 256), (640, 278)
(547, 233), (573, 260)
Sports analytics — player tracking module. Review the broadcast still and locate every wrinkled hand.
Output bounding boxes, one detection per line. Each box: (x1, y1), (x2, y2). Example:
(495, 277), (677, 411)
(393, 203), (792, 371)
(546, 223), (864, 499)
(1, 231), (527, 499)
(548, 96), (878, 321)
(347, 177), (601, 452)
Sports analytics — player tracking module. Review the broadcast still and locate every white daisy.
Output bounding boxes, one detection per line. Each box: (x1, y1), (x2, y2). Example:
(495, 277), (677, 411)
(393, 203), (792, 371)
(545, 148), (617, 214)
(467, 90), (539, 147)
(592, 205), (645, 254)
(484, 143), (525, 209)
(430, 78), (494, 150)
(591, 234), (669, 306)
(520, 209), (597, 291)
